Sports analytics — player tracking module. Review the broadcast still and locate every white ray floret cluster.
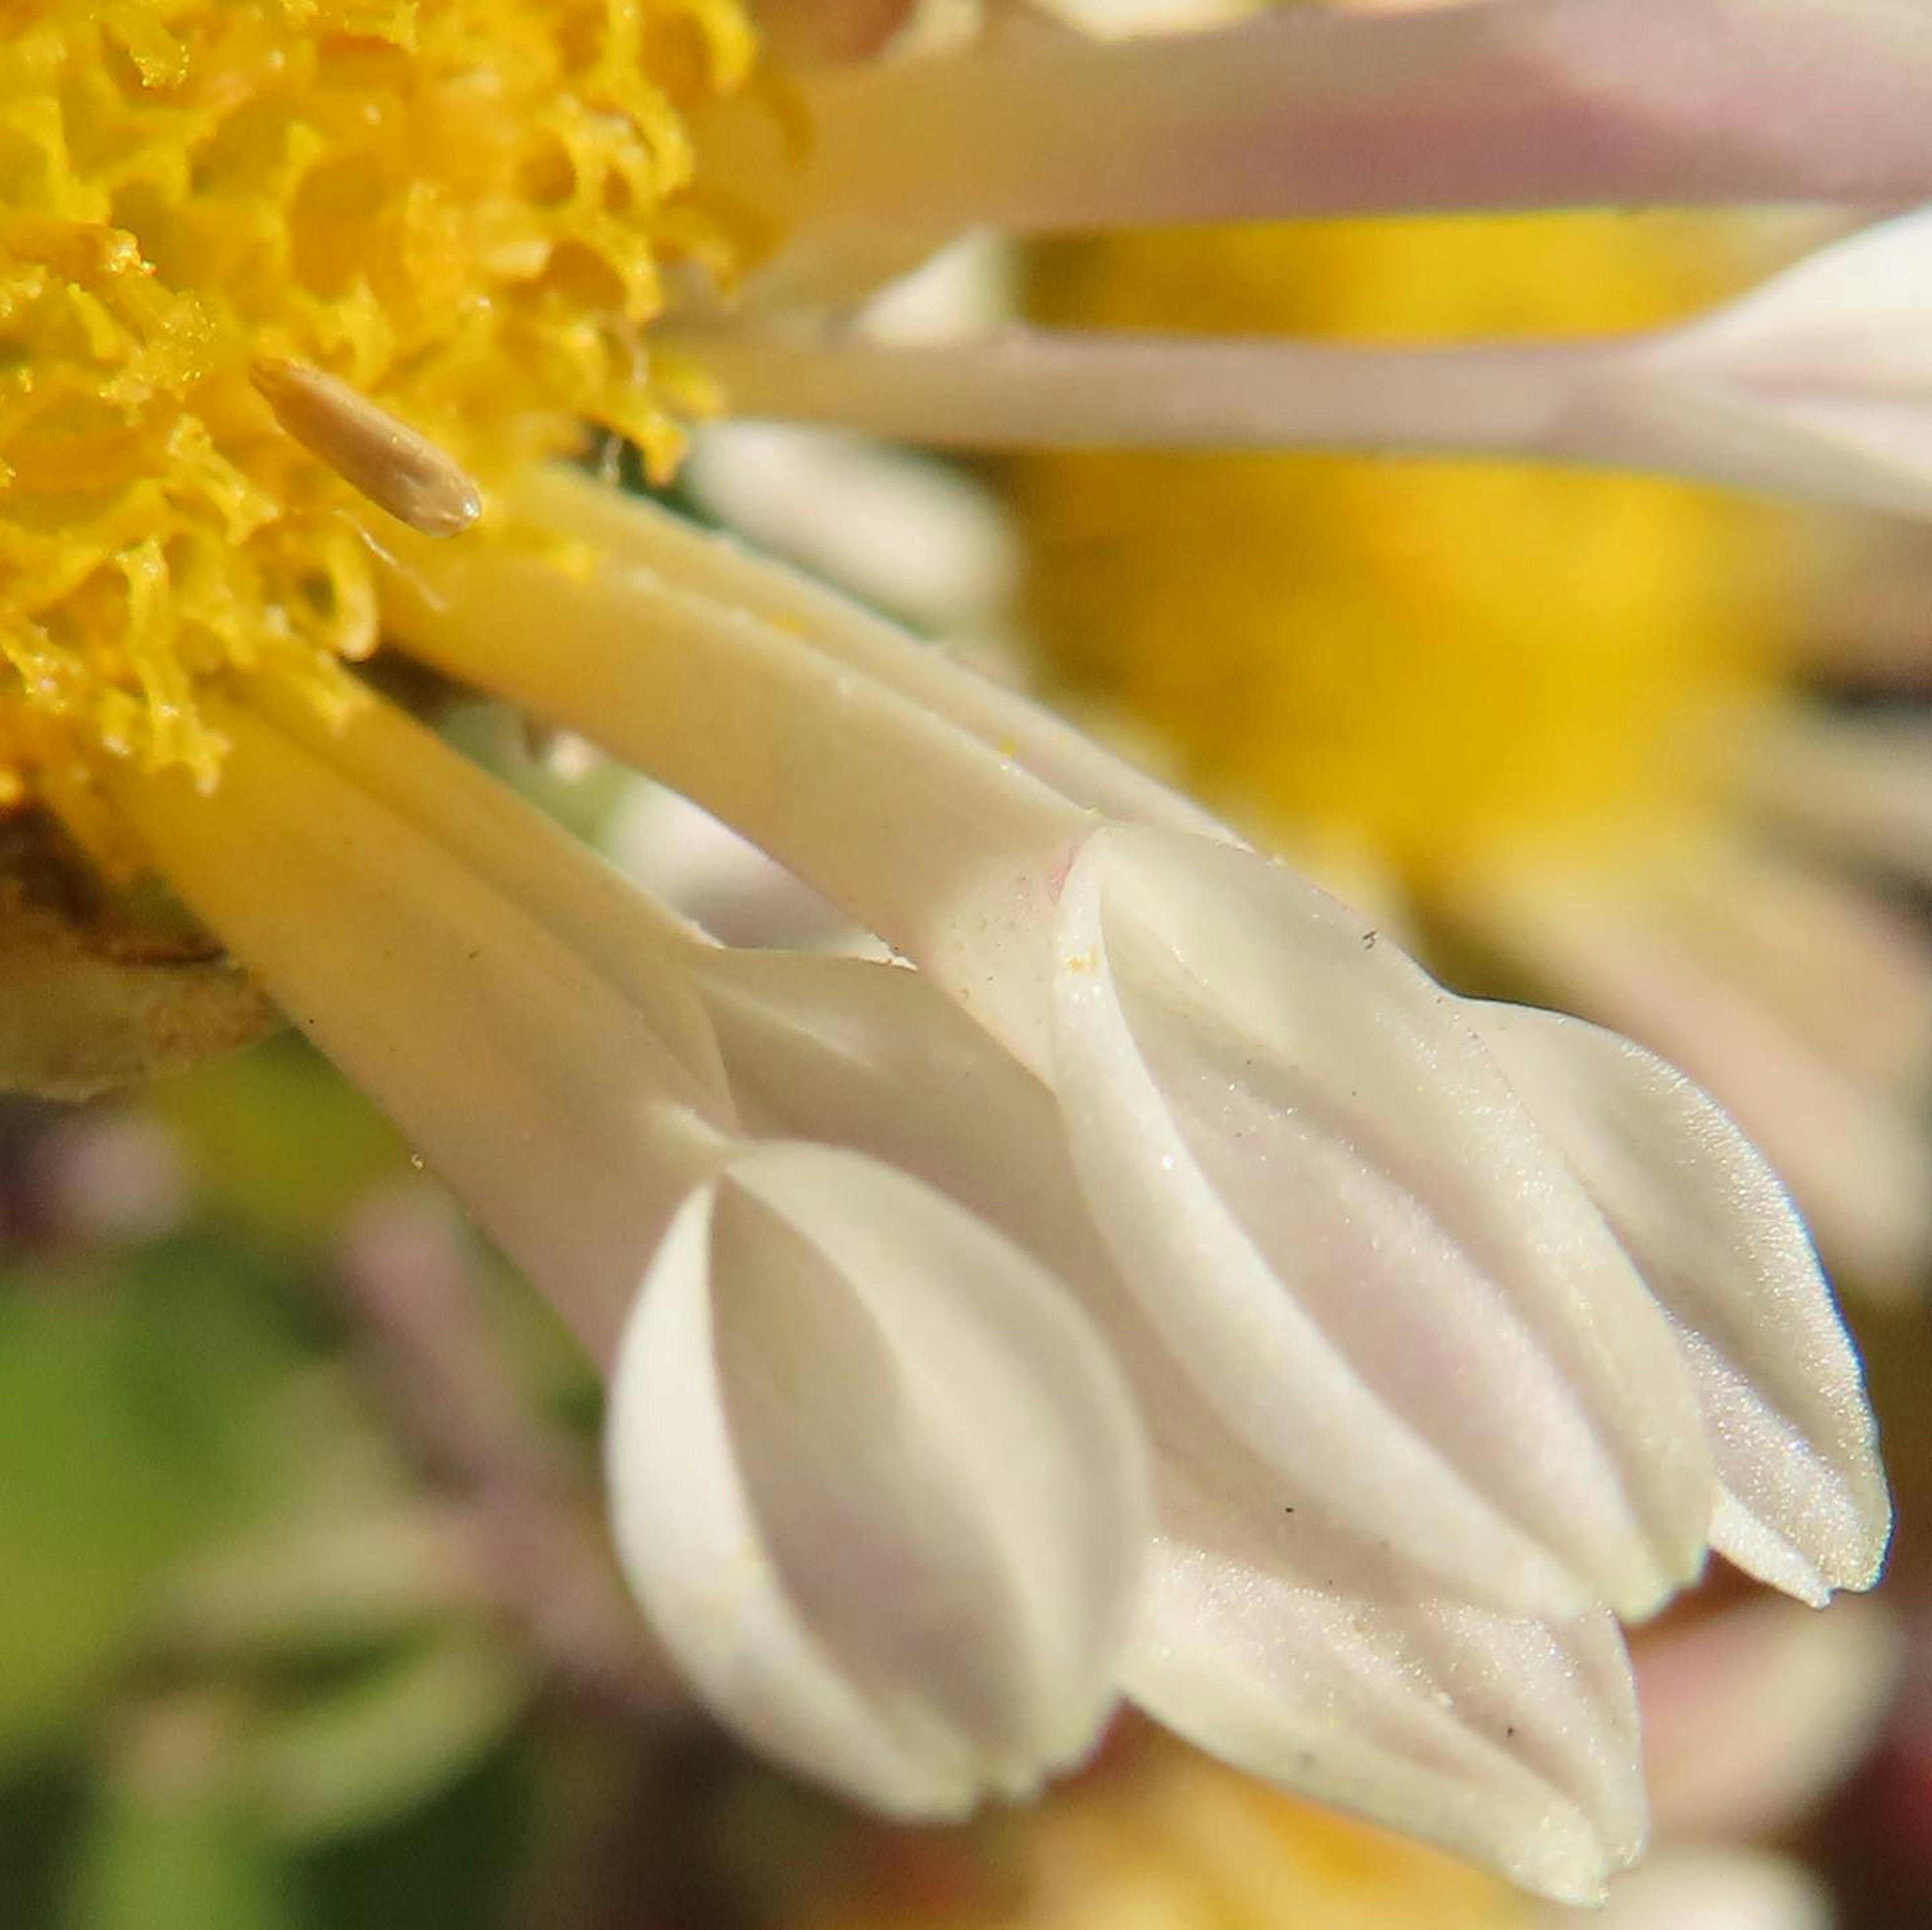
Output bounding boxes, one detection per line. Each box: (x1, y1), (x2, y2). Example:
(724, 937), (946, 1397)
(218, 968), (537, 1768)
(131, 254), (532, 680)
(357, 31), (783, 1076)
(123, 454), (1890, 1901)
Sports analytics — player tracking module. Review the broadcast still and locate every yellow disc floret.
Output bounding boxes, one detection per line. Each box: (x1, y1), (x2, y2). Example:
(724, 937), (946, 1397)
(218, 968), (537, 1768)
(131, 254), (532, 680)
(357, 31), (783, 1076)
(1015, 215), (1801, 889)
(0, 0), (758, 808)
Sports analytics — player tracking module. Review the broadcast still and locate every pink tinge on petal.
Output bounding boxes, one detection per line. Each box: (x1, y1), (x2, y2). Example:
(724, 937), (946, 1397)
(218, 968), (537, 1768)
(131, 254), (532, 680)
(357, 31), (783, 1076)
(788, 0), (1932, 243)
(1050, 826), (1715, 1620)
(604, 1143), (1150, 1816)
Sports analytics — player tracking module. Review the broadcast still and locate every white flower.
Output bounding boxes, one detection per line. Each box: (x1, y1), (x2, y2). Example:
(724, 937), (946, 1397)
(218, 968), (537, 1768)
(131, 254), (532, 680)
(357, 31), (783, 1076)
(680, 934), (1658, 1899)
(100, 410), (1879, 1897)
(650, 804), (1884, 1901)
(110, 689), (1151, 1817)
(390, 461), (1886, 1605)
(50, 0), (1914, 1899)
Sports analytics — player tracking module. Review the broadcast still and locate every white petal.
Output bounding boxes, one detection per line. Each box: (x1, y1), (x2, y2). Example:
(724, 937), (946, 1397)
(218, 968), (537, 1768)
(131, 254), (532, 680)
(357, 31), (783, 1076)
(1455, 863), (1932, 1292)
(676, 323), (1575, 457)
(1669, 206), (1932, 388)
(495, 466), (1232, 844)
(1098, 1261), (1648, 1905)
(1129, 1495), (1645, 1907)
(109, 696), (729, 1366)
(603, 1142), (1149, 1815)
(690, 946), (1120, 1279)
(1050, 826), (1714, 1621)
(1617, 206), (1932, 519)
(1103, 1282), (1648, 1905)
(787, 0), (1932, 242)
(1470, 1002), (1891, 1605)
(692, 947), (1652, 1892)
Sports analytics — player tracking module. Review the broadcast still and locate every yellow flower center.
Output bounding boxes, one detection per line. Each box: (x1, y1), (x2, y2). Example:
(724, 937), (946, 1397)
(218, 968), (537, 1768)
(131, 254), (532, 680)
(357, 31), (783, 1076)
(1015, 214), (1801, 890)
(0, 0), (758, 814)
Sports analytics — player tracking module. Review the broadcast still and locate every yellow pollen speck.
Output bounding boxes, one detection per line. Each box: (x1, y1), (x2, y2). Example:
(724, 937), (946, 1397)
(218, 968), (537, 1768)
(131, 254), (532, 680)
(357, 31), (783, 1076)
(0, 0), (763, 817)
(1015, 214), (1804, 892)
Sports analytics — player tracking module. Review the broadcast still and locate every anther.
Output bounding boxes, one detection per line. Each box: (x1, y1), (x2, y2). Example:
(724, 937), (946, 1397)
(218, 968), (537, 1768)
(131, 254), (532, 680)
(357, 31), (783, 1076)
(250, 358), (484, 538)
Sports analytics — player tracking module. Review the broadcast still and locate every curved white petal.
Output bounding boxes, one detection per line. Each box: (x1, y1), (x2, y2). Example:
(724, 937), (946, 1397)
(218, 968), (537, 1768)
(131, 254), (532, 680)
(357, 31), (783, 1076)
(690, 947), (1116, 1283)
(789, 0), (1932, 242)
(1671, 206), (1932, 386)
(1129, 1468), (1645, 1908)
(1049, 826), (1714, 1622)
(1469, 1002), (1891, 1605)
(1107, 1275), (1648, 1906)
(604, 1141), (1149, 1816)
(689, 950), (1651, 1893)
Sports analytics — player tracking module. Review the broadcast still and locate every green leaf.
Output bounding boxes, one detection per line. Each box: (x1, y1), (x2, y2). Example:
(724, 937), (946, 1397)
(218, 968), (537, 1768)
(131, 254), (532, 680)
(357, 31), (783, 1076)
(251, 1628), (530, 1846)
(295, 1730), (533, 1930)
(0, 1239), (302, 1768)
(151, 1040), (412, 1247)
(59, 1782), (311, 1930)
(0, 1295), (210, 1766)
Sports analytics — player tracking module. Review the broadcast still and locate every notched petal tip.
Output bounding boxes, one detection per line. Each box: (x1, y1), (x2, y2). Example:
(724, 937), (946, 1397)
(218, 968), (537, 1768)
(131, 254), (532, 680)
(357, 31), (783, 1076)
(1126, 1526), (1647, 1906)
(604, 1141), (1150, 1816)
(1469, 1001), (1892, 1605)
(1049, 825), (1712, 1623)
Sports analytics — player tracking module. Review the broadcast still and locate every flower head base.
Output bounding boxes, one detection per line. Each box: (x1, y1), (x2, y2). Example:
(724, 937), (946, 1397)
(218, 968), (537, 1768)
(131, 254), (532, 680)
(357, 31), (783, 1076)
(0, 0), (753, 802)
(0, 801), (271, 1095)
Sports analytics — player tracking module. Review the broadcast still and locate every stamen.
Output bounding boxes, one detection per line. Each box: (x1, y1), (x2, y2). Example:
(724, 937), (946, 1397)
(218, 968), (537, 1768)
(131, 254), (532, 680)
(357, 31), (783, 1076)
(249, 359), (484, 540)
